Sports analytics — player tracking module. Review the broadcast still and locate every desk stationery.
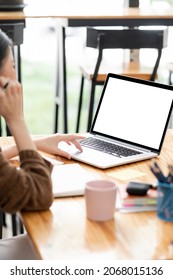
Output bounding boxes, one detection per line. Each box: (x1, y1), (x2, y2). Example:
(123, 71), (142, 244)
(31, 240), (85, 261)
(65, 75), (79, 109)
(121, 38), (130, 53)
(1, 1), (173, 132)
(1, 129), (173, 260)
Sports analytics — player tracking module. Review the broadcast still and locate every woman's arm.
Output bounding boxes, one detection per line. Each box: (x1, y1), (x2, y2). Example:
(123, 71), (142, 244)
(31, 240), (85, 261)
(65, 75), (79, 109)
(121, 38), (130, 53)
(0, 151), (53, 213)
(0, 77), (53, 213)
(2, 133), (85, 160)
(0, 78), (36, 152)
(1, 144), (18, 160)
(0, 77), (84, 162)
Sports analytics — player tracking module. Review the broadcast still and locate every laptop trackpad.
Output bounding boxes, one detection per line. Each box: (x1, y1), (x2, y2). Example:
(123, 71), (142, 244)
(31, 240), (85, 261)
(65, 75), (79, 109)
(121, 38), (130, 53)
(63, 145), (122, 168)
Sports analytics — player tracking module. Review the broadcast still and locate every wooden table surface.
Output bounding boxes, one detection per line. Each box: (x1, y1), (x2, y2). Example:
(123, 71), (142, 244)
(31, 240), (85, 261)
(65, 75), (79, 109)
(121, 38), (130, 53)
(1, 1), (173, 20)
(1, 130), (173, 260)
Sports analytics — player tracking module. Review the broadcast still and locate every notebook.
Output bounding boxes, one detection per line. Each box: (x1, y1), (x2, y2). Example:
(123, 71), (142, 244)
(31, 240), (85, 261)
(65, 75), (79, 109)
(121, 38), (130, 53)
(60, 73), (173, 169)
(118, 184), (157, 207)
(52, 163), (101, 197)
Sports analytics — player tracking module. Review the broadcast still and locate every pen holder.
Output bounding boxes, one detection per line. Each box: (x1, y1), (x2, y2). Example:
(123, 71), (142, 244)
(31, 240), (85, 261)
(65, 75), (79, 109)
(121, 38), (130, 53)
(157, 182), (173, 222)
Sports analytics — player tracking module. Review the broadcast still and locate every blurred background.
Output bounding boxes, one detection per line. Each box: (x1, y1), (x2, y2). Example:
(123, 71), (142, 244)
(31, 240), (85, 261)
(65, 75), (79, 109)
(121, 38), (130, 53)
(20, 17), (173, 135)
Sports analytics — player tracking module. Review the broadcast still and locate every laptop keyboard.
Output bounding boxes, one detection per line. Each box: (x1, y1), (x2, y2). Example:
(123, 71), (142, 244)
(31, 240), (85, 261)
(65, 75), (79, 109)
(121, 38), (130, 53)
(79, 137), (142, 157)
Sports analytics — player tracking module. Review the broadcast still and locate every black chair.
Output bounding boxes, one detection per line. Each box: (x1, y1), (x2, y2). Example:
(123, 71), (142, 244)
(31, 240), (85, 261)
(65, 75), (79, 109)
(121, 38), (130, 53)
(0, 233), (40, 260)
(0, 212), (24, 239)
(0, 22), (24, 82)
(76, 26), (168, 132)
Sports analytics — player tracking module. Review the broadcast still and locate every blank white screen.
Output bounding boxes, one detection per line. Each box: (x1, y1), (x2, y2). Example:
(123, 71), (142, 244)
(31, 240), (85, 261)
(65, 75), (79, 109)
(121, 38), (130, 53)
(93, 77), (173, 149)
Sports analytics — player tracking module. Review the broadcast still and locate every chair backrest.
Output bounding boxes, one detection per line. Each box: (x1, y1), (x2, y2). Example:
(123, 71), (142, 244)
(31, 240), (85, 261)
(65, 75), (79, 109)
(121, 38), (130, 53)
(86, 27), (168, 81)
(86, 27), (168, 50)
(0, 22), (24, 45)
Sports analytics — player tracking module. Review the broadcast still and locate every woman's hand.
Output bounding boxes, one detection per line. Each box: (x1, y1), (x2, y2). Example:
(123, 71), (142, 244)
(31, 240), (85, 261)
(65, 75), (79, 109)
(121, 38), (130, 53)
(0, 77), (23, 124)
(0, 76), (36, 152)
(34, 133), (85, 159)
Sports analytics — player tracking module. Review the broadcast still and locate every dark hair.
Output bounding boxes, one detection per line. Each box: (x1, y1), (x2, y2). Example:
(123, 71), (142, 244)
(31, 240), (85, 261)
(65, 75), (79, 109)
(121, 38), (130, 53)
(0, 29), (12, 68)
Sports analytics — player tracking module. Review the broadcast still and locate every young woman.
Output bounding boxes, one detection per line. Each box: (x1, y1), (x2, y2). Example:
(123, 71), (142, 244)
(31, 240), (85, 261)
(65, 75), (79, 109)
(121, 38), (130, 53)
(0, 29), (83, 259)
(0, 64), (53, 260)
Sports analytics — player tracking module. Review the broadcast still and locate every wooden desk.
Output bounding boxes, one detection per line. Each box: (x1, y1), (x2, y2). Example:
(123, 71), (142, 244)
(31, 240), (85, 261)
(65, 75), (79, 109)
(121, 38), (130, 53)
(1, 1), (173, 23)
(2, 130), (173, 260)
(1, 1), (173, 132)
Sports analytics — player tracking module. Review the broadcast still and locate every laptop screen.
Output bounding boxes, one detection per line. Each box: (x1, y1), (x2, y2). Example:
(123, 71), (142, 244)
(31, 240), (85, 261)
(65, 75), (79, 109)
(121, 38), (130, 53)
(91, 74), (173, 151)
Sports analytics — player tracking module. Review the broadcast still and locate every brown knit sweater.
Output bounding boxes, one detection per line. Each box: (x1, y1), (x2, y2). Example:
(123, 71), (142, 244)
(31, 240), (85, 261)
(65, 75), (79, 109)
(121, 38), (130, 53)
(0, 150), (53, 213)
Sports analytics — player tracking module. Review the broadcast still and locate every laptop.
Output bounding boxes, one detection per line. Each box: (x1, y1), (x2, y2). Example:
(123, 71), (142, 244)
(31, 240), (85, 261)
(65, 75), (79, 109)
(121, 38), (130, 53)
(60, 73), (173, 169)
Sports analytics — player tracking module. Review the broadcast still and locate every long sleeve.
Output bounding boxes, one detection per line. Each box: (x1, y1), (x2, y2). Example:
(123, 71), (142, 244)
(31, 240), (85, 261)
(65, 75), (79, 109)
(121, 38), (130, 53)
(0, 150), (53, 213)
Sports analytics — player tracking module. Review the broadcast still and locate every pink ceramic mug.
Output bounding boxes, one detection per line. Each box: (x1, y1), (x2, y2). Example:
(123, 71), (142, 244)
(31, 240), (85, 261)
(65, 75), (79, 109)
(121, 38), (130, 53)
(85, 180), (117, 221)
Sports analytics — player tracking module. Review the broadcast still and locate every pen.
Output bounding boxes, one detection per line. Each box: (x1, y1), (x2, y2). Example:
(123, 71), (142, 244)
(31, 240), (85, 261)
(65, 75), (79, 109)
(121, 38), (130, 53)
(152, 160), (166, 182)
(166, 164), (173, 184)
(149, 165), (165, 182)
